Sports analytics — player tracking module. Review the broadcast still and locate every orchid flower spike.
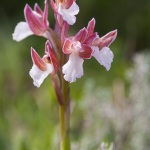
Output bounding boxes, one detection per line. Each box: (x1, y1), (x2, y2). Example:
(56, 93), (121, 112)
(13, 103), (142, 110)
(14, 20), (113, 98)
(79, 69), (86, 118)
(91, 29), (117, 71)
(50, 0), (79, 25)
(29, 40), (58, 87)
(12, 0), (49, 42)
(62, 26), (97, 83)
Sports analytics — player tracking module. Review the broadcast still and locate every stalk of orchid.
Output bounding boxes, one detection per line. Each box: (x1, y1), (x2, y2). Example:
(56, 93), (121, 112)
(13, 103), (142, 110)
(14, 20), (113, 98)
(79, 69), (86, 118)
(12, 0), (117, 149)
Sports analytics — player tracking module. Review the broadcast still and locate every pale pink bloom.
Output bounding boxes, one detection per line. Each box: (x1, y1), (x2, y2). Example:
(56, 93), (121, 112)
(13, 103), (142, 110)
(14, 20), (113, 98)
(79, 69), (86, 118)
(50, 0), (79, 25)
(91, 30), (117, 70)
(29, 41), (58, 87)
(62, 18), (117, 82)
(62, 27), (96, 82)
(13, 0), (49, 42)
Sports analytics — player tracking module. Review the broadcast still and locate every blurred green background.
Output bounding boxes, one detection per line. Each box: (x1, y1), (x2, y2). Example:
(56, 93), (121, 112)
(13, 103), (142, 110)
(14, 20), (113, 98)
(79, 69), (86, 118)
(0, 0), (150, 150)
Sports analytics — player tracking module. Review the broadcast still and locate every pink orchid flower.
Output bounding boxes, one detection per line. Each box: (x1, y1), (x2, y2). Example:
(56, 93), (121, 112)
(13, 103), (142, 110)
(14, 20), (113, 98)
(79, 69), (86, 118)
(62, 18), (117, 83)
(50, 0), (79, 25)
(29, 40), (58, 87)
(91, 29), (117, 71)
(62, 26), (97, 82)
(85, 18), (117, 71)
(12, 0), (49, 42)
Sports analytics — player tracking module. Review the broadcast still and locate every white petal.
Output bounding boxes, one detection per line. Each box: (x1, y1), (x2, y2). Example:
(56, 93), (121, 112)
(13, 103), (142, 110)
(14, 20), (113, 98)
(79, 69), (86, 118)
(92, 46), (114, 71)
(58, 2), (79, 25)
(62, 52), (84, 83)
(12, 22), (33, 42)
(66, 2), (80, 15)
(29, 63), (53, 88)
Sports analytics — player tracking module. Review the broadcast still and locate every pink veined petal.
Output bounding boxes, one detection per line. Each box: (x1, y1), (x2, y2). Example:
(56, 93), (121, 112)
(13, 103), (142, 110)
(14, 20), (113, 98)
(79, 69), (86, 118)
(50, 0), (58, 13)
(43, 0), (49, 27)
(87, 18), (96, 37)
(31, 48), (47, 71)
(24, 4), (47, 36)
(29, 63), (53, 88)
(92, 46), (114, 71)
(61, 22), (69, 45)
(34, 3), (43, 15)
(62, 52), (84, 83)
(79, 44), (94, 59)
(62, 38), (74, 54)
(100, 29), (117, 48)
(12, 22), (33, 42)
(84, 32), (97, 45)
(58, 2), (79, 25)
(74, 28), (88, 43)
(91, 37), (101, 47)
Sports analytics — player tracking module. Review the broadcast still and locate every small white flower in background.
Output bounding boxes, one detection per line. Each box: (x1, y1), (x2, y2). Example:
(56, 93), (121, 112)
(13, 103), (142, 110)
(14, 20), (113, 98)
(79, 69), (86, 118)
(100, 142), (114, 150)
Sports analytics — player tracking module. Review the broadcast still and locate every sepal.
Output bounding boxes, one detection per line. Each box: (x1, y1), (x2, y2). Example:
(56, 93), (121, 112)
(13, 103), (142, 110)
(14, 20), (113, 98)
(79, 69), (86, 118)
(62, 38), (73, 54)
(74, 28), (88, 43)
(24, 3), (49, 36)
(92, 30), (117, 49)
(31, 48), (47, 71)
(87, 18), (96, 37)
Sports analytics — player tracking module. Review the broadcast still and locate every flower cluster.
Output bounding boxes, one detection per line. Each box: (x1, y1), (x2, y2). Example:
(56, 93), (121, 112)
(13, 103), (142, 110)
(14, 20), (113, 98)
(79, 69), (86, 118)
(12, 0), (117, 87)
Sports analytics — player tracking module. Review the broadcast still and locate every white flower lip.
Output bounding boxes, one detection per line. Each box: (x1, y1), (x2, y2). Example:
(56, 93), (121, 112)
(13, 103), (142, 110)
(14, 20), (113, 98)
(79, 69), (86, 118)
(29, 63), (53, 88)
(58, 2), (79, 25)
(62, 52), (84, 83)
(12, 22), (33, 42)
(92, 46), (114, 71)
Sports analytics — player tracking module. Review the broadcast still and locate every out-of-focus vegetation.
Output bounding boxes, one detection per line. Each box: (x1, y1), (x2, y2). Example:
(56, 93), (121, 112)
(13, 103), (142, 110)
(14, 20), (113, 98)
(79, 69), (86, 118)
(0, 0), (150, 150)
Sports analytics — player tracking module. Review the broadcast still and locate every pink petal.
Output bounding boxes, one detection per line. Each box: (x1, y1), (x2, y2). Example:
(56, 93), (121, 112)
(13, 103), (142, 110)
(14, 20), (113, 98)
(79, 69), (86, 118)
(24, 4), (47, 36)
(34, 3), (43, 15)
(100, 29), (117, 48)
(62, 38), (73, 54)
(31, 48), (47, 71)
(61, 22), (69, 45)
(74, 27), (88, 43)
(87, 18), (96, 37)
(79, 44), (94, 59)
(91, 37), (101, 47)
(84, 32), (97, 45)
(50, 0), (57, 13)
(43, 0), (49, 27)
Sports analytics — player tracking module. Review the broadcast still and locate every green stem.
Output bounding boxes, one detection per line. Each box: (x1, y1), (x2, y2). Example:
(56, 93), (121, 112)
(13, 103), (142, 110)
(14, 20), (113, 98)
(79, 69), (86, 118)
(47, 26), (71, 150)
(59, 79), (70, 150)
(59, 51), (70, 150)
